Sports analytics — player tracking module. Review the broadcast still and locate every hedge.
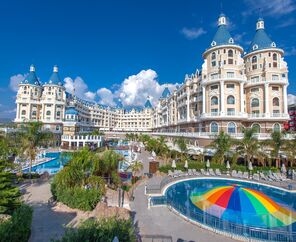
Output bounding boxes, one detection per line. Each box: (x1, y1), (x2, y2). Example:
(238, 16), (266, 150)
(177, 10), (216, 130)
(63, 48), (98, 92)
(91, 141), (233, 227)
(0, 204), (33, 242)
(52, 217), (136, 242)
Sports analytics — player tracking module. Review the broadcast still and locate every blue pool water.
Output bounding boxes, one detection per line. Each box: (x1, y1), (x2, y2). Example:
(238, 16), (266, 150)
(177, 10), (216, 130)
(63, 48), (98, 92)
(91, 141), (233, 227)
(151, 179), (296, 241)
(22, 152), (69, 175)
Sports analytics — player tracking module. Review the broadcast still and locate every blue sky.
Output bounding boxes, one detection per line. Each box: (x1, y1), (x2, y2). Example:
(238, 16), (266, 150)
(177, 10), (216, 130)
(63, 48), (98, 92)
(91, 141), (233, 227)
(0, 0), (296, 118)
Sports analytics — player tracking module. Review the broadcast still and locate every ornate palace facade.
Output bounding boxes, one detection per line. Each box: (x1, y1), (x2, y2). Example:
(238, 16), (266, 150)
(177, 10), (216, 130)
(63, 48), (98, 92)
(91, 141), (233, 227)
(15, 15), (289, 141)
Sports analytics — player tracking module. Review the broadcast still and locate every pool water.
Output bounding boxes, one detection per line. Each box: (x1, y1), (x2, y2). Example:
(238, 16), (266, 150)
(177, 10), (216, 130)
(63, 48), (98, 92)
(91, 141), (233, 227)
(151, 179), (296, 241)
(22, 152), (69, 175)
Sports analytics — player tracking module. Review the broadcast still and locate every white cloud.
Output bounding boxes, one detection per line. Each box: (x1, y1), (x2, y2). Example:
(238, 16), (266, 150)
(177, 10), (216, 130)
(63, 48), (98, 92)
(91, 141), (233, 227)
(64, 76), (96, 101)
(96, 69), (178, 107)
(181, 27), (206, 40)
(288, 94), (296, 105)
(276, 18), (296, 28)
(96, 88), (116, 106)
(285, 46), (296, 56)
(9, 74), (27, 92)
(243, 0), (296, 17)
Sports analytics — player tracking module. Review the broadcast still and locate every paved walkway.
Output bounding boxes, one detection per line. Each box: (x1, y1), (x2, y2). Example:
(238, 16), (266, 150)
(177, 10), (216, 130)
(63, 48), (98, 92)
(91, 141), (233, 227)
(22, 180), (77, 242)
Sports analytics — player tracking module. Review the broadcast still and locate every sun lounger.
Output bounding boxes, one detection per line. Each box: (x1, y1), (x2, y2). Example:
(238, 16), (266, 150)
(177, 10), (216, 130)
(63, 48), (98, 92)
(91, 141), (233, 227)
(168, 170), (174, 177)
(253, 173), (260, 181)
(209, 168), (215, 176)
(187, 169), (193, 176)
(237, 171), (243, 179)
(231, 170), (238, 177)
(215, 169), (222, 176)
(243, 172), (249, 179)
(200, 169), (207, 176)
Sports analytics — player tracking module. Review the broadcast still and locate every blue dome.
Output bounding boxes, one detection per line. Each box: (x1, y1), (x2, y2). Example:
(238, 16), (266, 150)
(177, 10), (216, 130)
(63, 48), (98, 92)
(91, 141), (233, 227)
(47, 65), (63, 86)
(21, 65), (41, 86)
(247, 28), (275, 53)
(144, 99), (152, 109)
(211, 24), (234, 47)
(65, 107), (78, 115)
(161, 87), (171, 98)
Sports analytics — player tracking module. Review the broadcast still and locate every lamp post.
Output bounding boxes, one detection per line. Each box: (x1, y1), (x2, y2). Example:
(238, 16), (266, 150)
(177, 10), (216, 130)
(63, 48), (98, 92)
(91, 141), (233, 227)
(248, 161), (253, 179)
(206, 159), (210, 175)
(226, 160), (230, 176)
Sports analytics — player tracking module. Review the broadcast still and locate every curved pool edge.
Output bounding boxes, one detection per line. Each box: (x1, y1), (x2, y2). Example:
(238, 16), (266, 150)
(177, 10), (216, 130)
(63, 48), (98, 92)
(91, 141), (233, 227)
(148, 176), (296, 197)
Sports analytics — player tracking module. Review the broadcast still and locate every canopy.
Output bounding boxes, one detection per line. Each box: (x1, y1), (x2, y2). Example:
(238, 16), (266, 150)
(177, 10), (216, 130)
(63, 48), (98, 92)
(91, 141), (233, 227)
(190, 185), (296, 228)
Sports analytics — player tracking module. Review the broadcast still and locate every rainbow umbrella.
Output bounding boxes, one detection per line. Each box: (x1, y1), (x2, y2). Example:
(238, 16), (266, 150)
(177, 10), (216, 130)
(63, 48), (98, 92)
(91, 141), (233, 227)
(190, 185), (296, 228)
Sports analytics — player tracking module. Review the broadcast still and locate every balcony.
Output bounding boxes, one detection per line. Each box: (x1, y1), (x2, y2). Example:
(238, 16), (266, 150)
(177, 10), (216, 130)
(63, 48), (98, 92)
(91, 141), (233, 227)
(248, 113), (289, 120)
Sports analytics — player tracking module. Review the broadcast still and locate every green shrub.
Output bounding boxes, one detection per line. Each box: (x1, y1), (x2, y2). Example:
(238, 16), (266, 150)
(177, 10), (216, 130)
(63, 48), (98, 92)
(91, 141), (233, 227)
(53, 217), (136, 242)
(0, 204), (33, 242)
(53, 184), (102, 211)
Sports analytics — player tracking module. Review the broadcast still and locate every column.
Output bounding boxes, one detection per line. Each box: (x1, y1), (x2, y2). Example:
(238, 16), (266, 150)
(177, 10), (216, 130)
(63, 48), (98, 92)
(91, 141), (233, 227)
(186, 88), (190, 122)
(264, 83), (269, 116)
(202, 86), (206, 114)
(283, 85), (288, 114)
(240, 82), (244, 113)
(220, 81), (225, 115)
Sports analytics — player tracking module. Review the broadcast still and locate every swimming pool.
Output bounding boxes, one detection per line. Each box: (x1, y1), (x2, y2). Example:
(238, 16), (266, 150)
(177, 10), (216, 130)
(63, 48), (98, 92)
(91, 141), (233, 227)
(150, 178), (296, 241)
(22, 152), (69, 175)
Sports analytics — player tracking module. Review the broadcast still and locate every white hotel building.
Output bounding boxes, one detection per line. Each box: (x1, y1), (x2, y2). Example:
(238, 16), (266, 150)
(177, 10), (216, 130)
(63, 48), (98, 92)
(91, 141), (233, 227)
(15, 15), (290, 148)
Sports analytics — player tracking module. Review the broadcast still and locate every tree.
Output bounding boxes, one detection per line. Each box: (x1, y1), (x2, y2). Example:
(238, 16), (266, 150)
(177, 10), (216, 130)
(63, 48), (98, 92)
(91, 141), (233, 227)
(0, 137), (21, 214)
(173, 137), (188, 161)
(20, 122), (52, 179)
(263, 130), (287, 167)
(235, 127), (263, 166)
(128, 160), (143, 177)
(208, 131), (234, 165)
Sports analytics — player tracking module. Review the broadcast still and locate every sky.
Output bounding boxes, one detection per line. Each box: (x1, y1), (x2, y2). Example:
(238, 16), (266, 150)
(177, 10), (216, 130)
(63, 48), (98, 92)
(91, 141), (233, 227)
(0, 0), (296, 119)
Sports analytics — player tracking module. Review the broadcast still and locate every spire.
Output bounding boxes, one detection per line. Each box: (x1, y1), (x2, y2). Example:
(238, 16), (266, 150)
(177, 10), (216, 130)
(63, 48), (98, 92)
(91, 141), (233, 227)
(247, 18), (276, 53)
(161, 86), (171, 99)
(144, 96), (152, 109)
(21, 64), (40, 86)
(47, 65), (62, 86)
(210, 14), (234, 48)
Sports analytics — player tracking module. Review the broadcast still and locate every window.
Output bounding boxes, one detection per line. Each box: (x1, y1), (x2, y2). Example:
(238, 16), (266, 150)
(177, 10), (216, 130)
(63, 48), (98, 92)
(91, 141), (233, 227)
(227, 108), (235, 115)
(46, 111), (51, 116)
(227, 72), (234, 78)
(210, 85), (218, 90)
(252, 56), (257, 69)
(226, 84), (235, 89)
(57, 111), (61, 116)
(273, 97), (280, 106)
(211, 61), (216, 67)
(228, 50), (233, 57)
(273, 123), (281, 132)
(211, 52), (216, 60)
(211, 109), (218, 115)
(32, 111), (36, 116)
(21, 110), (26, 115)
(272, 86), (279, 91)
(227, 122), (236, 133)
(251, 76), (259, 83)
(251, 98), (260, 108)
(252, 124), (261, 133)
(228, 59), (233, 64)
(251, 88), (259, 93)
(273, 53), (277, 61)
(272, 75), (279, 81)
(211, 73), (219, 79)
(210, 122), (218, 133)
(227, 95), (235, 104)
(211, 96), (218, 105)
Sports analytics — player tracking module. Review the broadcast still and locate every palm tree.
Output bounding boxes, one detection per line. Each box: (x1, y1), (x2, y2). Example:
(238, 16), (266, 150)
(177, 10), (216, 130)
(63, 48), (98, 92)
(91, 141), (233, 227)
(235, 127), (263, 166)
(20, 122), (52, 180)
(208, 131), (234, 165)
(128, 160), (144, 177)
(264, 130), (286, 167)
(173, 137), (188, 161)
(283, 136), (296, 167)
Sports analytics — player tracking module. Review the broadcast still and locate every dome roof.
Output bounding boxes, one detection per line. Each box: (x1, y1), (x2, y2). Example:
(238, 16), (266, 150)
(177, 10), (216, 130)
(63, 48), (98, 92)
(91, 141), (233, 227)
(65, 107), (78, 115)
(144, 99), (152, 109)
(47, 65), (63, 86)
(21, 65), (41, 86)
(161, 87), (171, 98)
(247, 19), (276, 53)
(210, 14), (235, 48)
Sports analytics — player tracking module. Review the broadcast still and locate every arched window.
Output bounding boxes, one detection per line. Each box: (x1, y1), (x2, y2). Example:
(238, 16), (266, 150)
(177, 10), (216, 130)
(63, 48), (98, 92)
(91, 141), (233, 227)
(273, 97), (279, 106)
(46, 111), (51, 116)
(273, 123), (281, 132)
(251, 98), (260, 108)
(228, 50), (233, 57)
(32, 111), (36, 116)
(273, 53), (277, 61)
(211, 52), (216, 60)
(210, 122), (218, 133)
(227, 122), (236, 134)
(56, 111), (61, 116)
(227, 95), (235, 104)
(211, 96), (218, 105)
(252, 123), (261, 133)
(252, 56), (257, 63)
(21, 110), (26, 115)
